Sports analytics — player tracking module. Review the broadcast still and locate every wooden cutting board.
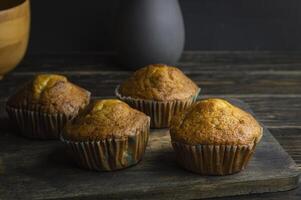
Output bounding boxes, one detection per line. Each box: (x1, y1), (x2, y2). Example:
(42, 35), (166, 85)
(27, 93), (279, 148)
(0, 99), (299, 199)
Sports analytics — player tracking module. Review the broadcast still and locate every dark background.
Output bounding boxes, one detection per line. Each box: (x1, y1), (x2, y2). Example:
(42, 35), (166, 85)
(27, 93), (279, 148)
(28, 0), (301, 53)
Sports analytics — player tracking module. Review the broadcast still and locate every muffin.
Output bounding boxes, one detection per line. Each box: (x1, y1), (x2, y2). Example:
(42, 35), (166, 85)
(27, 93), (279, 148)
(6, 74), (90, 139)
(116, 64), (200, 128)
(61, 99), (150, 171)
(170, 98), (263, 175)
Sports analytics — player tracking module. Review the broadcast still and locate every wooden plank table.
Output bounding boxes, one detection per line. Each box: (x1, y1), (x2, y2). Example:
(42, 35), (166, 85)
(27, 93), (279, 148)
(1, 51), (301, 199)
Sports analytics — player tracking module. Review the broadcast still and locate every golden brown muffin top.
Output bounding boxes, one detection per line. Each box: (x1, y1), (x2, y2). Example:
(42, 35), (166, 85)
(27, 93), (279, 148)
(63, 99), (150, 141)
(7, 74), (90, 115)
(170, 98), (263, 145)
(119, 64), (199, 101)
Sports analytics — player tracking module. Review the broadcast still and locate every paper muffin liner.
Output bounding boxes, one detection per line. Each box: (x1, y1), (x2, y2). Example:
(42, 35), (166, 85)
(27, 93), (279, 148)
(172, 141), (257, 175)
(60, 118), (150, 171)
(6, 105), (75, 139)
(115, 86), (200, 128)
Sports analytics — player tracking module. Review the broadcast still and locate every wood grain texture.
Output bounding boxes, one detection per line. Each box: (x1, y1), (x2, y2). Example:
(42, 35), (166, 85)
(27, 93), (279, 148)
(15, 51), (301, 72)
(1, 71), (301, 101)
(0, 51), (301, 199)
(0, 99), (299, 200)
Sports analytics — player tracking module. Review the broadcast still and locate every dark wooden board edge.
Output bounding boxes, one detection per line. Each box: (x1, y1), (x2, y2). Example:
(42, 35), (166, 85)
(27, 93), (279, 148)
(40, 129), (301, 200)
(0, 98), (299, 200)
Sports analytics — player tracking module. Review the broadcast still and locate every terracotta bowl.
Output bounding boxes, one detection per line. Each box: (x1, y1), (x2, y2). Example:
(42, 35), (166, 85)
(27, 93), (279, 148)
(0, 0), (30, 79)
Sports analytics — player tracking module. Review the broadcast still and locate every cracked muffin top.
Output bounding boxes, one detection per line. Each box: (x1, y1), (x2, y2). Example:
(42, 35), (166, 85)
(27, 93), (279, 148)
(118, 64), (199, 101)
(7, 74), (90, 115)
(170, 98), (263, 145)
(63, 99), (150, 141)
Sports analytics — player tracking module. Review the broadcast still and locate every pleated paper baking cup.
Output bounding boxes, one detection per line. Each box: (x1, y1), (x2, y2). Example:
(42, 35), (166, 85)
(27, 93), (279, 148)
(115, 86), (200, 128)
(172, 141), (257, 175)
(61, 119), (150, 171)
(6, 105), (75, 139)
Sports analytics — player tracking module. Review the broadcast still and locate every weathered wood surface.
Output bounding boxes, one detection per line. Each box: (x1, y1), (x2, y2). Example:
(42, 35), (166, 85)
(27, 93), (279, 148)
(0, 51), (301, 199)
(0, 99), (299, 200)
(3, 72), (301, 98)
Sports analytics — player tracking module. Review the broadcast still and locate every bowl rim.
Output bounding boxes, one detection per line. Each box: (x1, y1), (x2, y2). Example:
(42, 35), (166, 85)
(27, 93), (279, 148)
(0, 0), (28, 14)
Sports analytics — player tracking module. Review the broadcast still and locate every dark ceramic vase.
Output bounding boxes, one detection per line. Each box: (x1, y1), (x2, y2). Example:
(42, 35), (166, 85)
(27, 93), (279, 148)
(118, 0), (185, 69)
